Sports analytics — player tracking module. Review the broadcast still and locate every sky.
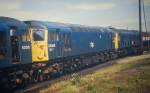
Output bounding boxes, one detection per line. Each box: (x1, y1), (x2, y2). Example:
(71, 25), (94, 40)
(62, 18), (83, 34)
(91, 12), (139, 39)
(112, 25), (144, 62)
(0, 0), (150, 31)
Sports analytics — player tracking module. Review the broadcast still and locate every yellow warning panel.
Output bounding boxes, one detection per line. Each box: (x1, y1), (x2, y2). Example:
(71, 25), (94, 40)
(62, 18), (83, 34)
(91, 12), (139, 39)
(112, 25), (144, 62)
(30, 28), (49, 62)
(114, 32), (119, 49)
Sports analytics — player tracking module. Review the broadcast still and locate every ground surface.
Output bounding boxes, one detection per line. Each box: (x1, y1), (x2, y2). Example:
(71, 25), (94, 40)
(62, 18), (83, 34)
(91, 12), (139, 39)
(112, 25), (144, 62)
(38, 54), (150, 93)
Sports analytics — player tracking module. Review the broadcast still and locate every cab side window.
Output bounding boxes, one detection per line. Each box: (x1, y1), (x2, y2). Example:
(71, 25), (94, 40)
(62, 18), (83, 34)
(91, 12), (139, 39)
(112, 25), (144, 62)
(22, 30), (30, 42)
(48, 29), (59, 42)
(63, 33), (71, 52)
(49, 32), (59, 41)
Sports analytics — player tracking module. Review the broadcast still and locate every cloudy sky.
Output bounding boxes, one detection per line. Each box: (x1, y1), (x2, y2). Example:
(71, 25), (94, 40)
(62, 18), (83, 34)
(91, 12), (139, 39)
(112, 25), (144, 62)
(0, 0), (150, 31)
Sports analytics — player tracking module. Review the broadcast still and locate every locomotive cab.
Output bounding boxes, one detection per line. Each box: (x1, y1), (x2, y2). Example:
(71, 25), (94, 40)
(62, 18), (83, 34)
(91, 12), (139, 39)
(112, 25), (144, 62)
(0, 17), (28, 68)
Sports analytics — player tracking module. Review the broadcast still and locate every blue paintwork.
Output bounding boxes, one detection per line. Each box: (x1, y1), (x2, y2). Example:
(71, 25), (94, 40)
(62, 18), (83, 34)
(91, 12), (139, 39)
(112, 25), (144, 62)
(0, 17), (140, 69)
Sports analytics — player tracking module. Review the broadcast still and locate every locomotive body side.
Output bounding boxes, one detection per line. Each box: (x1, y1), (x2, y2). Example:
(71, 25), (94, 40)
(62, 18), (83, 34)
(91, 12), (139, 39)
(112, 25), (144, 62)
(70, 27), (113, 56)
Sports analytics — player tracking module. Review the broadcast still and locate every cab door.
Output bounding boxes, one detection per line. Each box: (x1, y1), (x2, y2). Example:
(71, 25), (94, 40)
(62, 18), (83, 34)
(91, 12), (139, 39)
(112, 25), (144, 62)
(30, 28), (49, 62)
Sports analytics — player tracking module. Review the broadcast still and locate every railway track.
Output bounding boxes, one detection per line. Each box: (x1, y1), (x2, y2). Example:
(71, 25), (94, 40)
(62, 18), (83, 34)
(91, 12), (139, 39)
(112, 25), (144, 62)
(15, 52), (150, 93)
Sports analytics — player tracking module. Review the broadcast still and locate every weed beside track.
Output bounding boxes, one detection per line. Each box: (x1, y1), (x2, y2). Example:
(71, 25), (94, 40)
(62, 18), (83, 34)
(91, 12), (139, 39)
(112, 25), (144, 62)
(39, 54), (150, 93)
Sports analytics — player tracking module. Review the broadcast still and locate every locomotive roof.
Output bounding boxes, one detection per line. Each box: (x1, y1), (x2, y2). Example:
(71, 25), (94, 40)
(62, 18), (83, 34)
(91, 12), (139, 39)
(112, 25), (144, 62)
(24, 20), (114, 32)
(24, 20), (69, 28)
(0, 17), (27, 34)
(0, 17), (27, 27)
(24, 20), (138, 33)
(0, 17), (138, 34)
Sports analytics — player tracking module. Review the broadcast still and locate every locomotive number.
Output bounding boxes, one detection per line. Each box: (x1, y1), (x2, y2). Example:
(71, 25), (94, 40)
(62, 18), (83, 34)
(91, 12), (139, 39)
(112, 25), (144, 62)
(22, 45), (30, 50)
(48, 44), (56, 48)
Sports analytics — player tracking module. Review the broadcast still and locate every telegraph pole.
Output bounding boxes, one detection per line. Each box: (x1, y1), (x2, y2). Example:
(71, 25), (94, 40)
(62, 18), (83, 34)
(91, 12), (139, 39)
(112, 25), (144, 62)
(139, 0), (142, 51)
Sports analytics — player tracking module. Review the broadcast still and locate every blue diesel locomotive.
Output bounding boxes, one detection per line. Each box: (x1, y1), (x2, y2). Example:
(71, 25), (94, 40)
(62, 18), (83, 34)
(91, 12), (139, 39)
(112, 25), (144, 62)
(0, 17), (141, 89)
